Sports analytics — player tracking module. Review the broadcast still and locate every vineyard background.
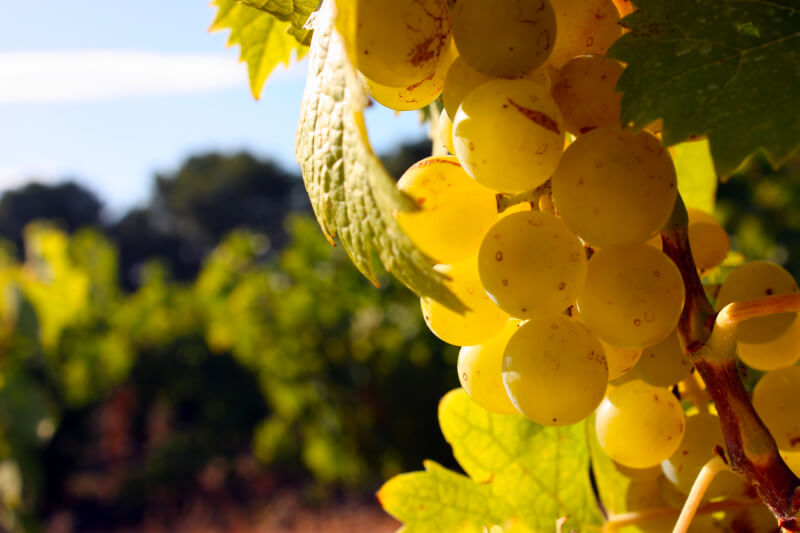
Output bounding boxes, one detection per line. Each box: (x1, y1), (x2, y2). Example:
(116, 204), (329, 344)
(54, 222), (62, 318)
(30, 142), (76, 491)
(0, 141), (796, 531)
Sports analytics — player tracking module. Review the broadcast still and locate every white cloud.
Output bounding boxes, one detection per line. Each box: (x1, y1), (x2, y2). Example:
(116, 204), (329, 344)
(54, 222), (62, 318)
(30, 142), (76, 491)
(0, 50), (305, 103)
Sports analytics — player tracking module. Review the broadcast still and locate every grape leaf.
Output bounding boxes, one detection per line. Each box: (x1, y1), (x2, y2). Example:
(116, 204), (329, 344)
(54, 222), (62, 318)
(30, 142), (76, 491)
(211, 0), (308, 99)
(609, 0), (800, 177)
(234, 0), (317, 44)
(674, 139), (717, 213)
(586, 415), (630, 517)
(294, 1), (464, 311)
(379, 389), (604, 532)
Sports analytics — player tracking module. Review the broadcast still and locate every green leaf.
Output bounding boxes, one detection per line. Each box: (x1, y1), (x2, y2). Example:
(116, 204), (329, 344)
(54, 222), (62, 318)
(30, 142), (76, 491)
(294, 0), (464, 311)
(235, 0), (317, 45)
(379, 389), (604, 532)
(211, 0), (308, 99)
(586, 414), (630, 517)
(674, 139), (717, 213)
(609, 0), (800, 177)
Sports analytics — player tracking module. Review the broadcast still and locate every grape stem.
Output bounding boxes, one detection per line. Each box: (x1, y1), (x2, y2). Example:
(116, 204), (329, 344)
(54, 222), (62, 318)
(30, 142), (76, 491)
(661, 196), (800, 530)
(603, 499), (761, 532)
(672, 456), (727, 533)
(716, 293), (800, 328)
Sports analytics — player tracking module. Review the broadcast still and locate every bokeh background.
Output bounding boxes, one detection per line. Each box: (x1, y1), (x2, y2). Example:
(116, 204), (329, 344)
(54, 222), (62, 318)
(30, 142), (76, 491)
(1, 2), (799, 532)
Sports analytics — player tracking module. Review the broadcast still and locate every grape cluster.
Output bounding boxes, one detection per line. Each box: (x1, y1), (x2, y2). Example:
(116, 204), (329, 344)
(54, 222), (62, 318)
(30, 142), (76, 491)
(350, 0), (800, 521)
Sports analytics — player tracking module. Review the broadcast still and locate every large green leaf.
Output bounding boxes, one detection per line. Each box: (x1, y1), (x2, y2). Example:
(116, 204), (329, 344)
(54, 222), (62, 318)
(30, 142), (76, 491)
(235, 0), (317, 44)
(379, 389), (603, 532)
(211, 0), (308, 99)
(609, 0), (800, 177)
(294, 0), (464, 311)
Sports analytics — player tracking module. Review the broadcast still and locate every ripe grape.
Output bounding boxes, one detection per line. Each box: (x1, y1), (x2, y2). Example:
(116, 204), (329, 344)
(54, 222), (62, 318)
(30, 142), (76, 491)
(503, 316), (608, 425)
(752, 367), (800, 452)
(612, 0), (634, 17)
(661, 413), (749, 499)
(347, 0), (451, 88)
(782, 450), (800, 478)
(451, 0), (556, 78)
(577, 245), (685, 348)
(551, 127), (678, 248)
(478, 211), (587, 319)
(595, 379), (686, 468)
(457, 320), (522, 415)
(716, 261), (798, 344)
(687, 208), (730, 274)
(551, 55), (624, 135)
(599, 339), (641, 380)
(614, 461), (663, 480)
(547, 0), (621, 70)
(737, 319), (800, 371)
(453, 79), (563, 192)
(438, 108), (455, 155)
(634, 329), (693, 387)
(396, 156), (497, 264)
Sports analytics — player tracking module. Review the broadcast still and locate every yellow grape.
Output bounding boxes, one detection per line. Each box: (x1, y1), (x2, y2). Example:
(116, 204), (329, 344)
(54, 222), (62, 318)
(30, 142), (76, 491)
(503, 316), (608, 425)
(612, 0), (635, 17)
(421, 259), (509, 346)
(457, 320), (522, 415)
(715, 261), (798, 344)
(438, 108), (456, 155)
(687, 208), (730, 274)
(347, 0), (451, 88)
(595, 379), (686, 468)
(397, 156), (497, 264)
(451, 0), (556, 78)
(453, 79), (563, 192)
(661, 413), (750, 499)
(478, 211), (587, 319)
(613, 462), (663, 481)
(600, 339), (642, 380)
(737, 318), (800, 371)
(752, 367), (800, 452)
(634, 329), (693, 387)
(782, 450), (800, 478)
(551, 127), (678, 248)
(552, 55), (624, 135)
(577, 245), (684, 348)
(547, 0), (621, 70)
(623, 478), (719, 533)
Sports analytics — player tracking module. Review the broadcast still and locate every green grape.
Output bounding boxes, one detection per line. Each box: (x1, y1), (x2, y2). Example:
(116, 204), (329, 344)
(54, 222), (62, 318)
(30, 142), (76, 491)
(453, 79), (563, 192)
(551, 127), (678, 248)
(622, 478), (720, 533)
(781, 450), (800, 478)
(397, 156), (498, 264)
(716, 261), (798, 344)
(547, 0), (621, 70)
(595, 379), (686, 468)
(661, 413), (750, 499)
(362, 41), (454, 111)
(738, 318), (800, 371)
(614, 461), (663, 481)
(725, 505), (780, 533)
(458, 320), (522, 415)
(551, 55), (624, 135)
(634, 329), (693, 387)
(346, 0), (451, 88)
(420, 259), (509, 346)
(599, 339), (642, 380)
(503, 316), (608, 425)
(478, 211), (587, 319)
(451, 0), (556, 78)
(687, 209), (730, 275)
(438, 108), (456, 155)
(752, 367), (800, 452)
(577, 245), (684, 348)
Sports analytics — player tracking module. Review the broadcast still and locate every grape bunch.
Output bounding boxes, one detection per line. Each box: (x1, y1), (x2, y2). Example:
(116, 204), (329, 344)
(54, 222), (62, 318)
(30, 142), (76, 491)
(349, 0), (800, 526)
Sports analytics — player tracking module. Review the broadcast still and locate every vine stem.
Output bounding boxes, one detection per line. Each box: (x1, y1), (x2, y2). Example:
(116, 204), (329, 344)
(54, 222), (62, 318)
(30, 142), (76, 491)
(660, 196), (800, 530)
(672, 456), (727, 533)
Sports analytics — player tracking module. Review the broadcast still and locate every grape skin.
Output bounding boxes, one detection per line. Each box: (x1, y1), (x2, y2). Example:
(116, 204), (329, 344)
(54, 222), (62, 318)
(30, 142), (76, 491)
(577, 245), (685, 348)
(752, 367), (800, 452)
(546, 0), (620, 70)
(396, 156), (498, 265)
(634, 329), (693, 387)
(599, 339), (642, 380)
(687, 208), (730, 275)
(737, 318), (800, 371)
(551, 127), (678, 248)
(478, 211), (587, 319)
(453, 79), (563, 192)
(451, 0), (556, 78)
(595, 379), (686, 468)
(420, 259), (509, 347)
(457, 320), (522, 415)
(348, 0), (451, 88)
(715, 261), (798, 344)
(551, 55), (624, 135)
(438, 108), (456, 155)
(503, 316), (608, 425)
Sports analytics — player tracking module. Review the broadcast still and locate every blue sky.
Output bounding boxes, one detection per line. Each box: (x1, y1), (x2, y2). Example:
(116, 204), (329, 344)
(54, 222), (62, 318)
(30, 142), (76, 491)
(0, 1), (427, 217)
